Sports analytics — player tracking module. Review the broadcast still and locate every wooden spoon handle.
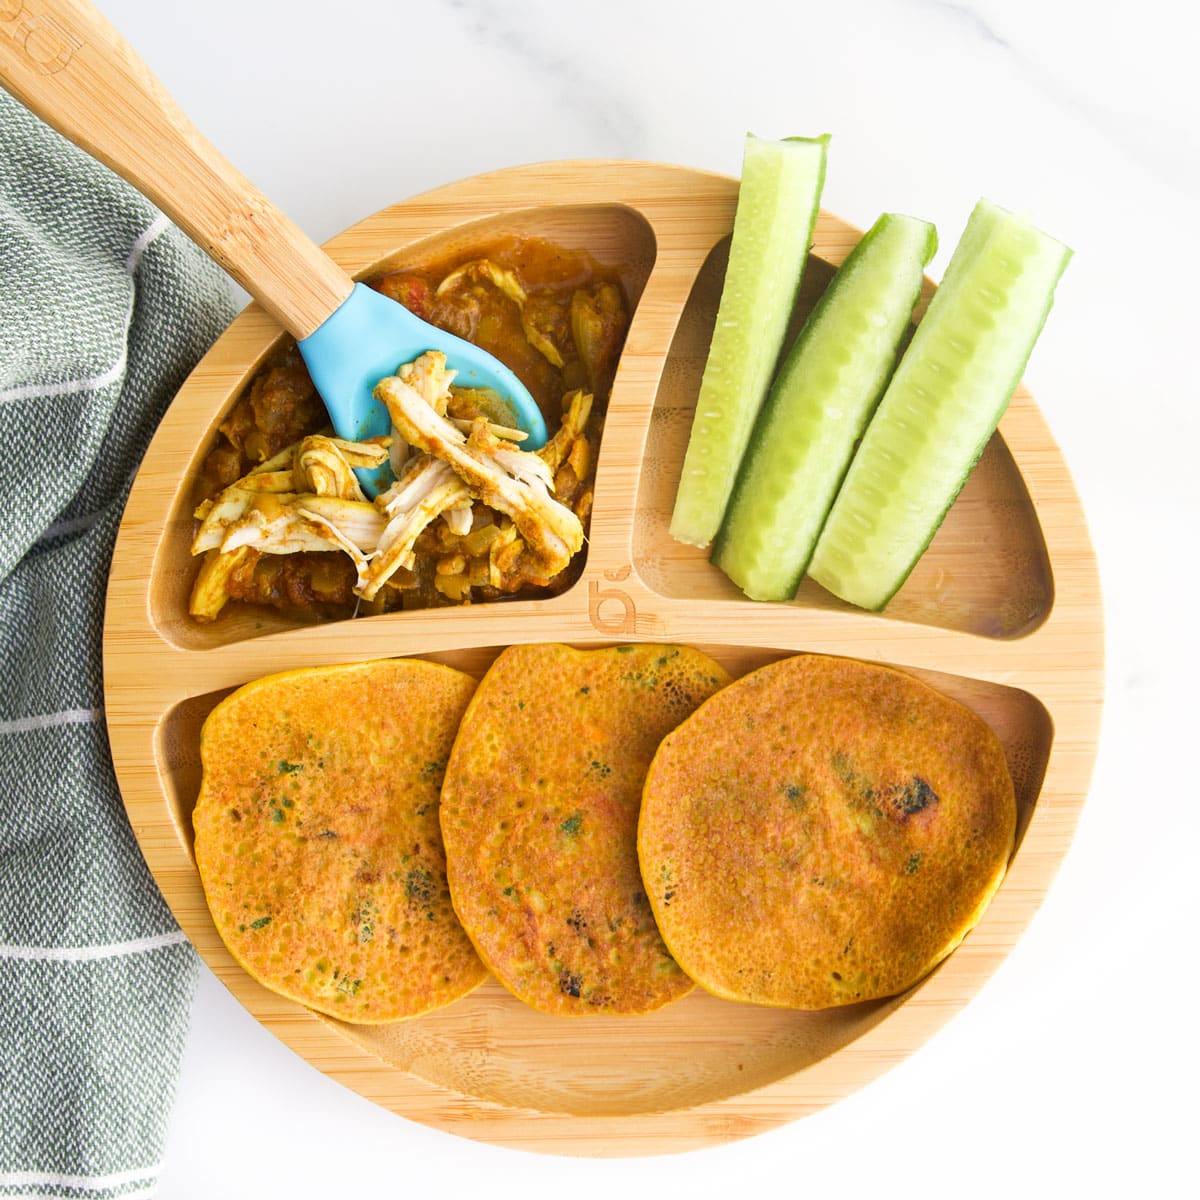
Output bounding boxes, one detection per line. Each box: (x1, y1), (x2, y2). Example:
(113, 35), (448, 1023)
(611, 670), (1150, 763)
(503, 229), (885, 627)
(0, 0), (353, 338)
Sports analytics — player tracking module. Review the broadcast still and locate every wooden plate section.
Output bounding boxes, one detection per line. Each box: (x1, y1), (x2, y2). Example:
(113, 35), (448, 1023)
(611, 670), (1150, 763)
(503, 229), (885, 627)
(104, 161), (1103, 1154)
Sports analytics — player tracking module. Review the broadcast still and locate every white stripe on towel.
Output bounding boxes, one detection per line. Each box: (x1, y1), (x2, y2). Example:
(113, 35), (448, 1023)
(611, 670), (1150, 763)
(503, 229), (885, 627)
(0, 708), (103, 736)
(0, 214), (170, 406)
(124, 214), (170, 274)
(0, 355), (128, 405)
(0, 930), (190, 965)
(0, 1164), (161, 1192)
(0, 1192), (156, 1200)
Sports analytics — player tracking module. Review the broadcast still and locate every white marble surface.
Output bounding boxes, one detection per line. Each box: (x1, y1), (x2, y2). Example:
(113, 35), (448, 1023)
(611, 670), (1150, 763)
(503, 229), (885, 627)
(98, 0), (1197, 1194)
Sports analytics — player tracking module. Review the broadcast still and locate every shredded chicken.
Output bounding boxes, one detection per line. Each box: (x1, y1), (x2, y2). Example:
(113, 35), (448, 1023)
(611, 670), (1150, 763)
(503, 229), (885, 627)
(294, 435), (388, 501)
(440, 501), (474, 536)
(434, 259), (574, 371)
(192, 488), (384, 554)
(396, 351), (456, 413)
(190, 545), (255, 621)
(436, 259), (527, 308)
(191, 327), (603, 619)
(374, 357), (584, 579)
(571, 281), (625, 396)
(189, 439), (387, 619)
(537, 389), (592, 475)
(357, 456), (470, 601)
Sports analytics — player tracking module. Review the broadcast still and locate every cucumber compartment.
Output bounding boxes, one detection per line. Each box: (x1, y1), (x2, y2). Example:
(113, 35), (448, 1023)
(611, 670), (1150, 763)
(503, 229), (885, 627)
(808, 199), (1072, 611)
(712, 212), (937, 601)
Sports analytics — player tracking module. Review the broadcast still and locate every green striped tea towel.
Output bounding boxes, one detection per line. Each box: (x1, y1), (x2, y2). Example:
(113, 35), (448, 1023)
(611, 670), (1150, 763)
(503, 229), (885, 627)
(1, 88), (234, 1198)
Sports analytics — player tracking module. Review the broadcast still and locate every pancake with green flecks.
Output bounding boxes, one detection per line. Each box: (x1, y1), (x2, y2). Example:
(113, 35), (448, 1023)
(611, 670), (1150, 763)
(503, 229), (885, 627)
(638, 653), (1016, 1010)
(193, 657), (486, 1024)
(439, 642), (730, 1015)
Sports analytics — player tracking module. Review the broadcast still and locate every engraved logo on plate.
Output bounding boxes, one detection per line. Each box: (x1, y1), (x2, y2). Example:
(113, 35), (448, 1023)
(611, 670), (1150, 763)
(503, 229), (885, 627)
(1, 2), (81, 75)
(588, 565), (636, 635)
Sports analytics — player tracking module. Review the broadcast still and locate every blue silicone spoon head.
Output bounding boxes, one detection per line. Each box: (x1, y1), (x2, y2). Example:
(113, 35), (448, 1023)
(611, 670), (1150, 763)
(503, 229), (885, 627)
(298, 283), (548, 495)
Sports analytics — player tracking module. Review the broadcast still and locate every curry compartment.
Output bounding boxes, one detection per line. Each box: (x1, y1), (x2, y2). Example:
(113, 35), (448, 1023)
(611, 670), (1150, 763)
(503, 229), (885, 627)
(188, 236), (635, 626)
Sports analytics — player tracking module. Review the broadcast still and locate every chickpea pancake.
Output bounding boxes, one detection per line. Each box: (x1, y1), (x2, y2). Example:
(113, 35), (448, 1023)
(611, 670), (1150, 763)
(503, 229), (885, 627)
(439, 643), (730, 1015)
(638, 654), (1016, 1009)
(193, 658), (486, 1023)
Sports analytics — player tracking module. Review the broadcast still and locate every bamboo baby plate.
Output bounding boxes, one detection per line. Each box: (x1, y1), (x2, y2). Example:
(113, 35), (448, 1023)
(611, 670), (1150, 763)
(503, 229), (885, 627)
(103, 160), (1104, 1155)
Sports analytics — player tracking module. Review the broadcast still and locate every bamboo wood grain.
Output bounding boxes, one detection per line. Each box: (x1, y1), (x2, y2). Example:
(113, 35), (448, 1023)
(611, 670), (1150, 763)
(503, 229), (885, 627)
(103, 161), (1104, 1154)
(0, 0), (351, 336)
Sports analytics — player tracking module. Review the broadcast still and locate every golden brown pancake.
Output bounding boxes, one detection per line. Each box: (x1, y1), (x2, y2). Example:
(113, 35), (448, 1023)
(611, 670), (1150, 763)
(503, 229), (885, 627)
(193, 658), (487, 1023)
(638, 653), (1016, 1009)
(439, 643), (730, 1015)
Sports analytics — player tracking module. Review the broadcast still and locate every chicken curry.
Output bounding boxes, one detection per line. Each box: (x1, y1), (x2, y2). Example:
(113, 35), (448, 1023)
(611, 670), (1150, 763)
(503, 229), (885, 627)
(189, 237), (630, 622)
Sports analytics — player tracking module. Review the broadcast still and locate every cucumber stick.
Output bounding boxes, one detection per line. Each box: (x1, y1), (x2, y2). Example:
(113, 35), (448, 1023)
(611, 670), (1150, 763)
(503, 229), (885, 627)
(669, 133), (828, 548)
(809, 198), (1072, 610)
(712, 213), (937, 600)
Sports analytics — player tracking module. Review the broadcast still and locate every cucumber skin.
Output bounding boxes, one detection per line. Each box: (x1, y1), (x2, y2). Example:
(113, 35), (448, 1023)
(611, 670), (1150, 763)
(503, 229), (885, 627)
(669, 133), (829, 549)
(711, 213), (938, 601)
(809, 199), (1073, 611)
